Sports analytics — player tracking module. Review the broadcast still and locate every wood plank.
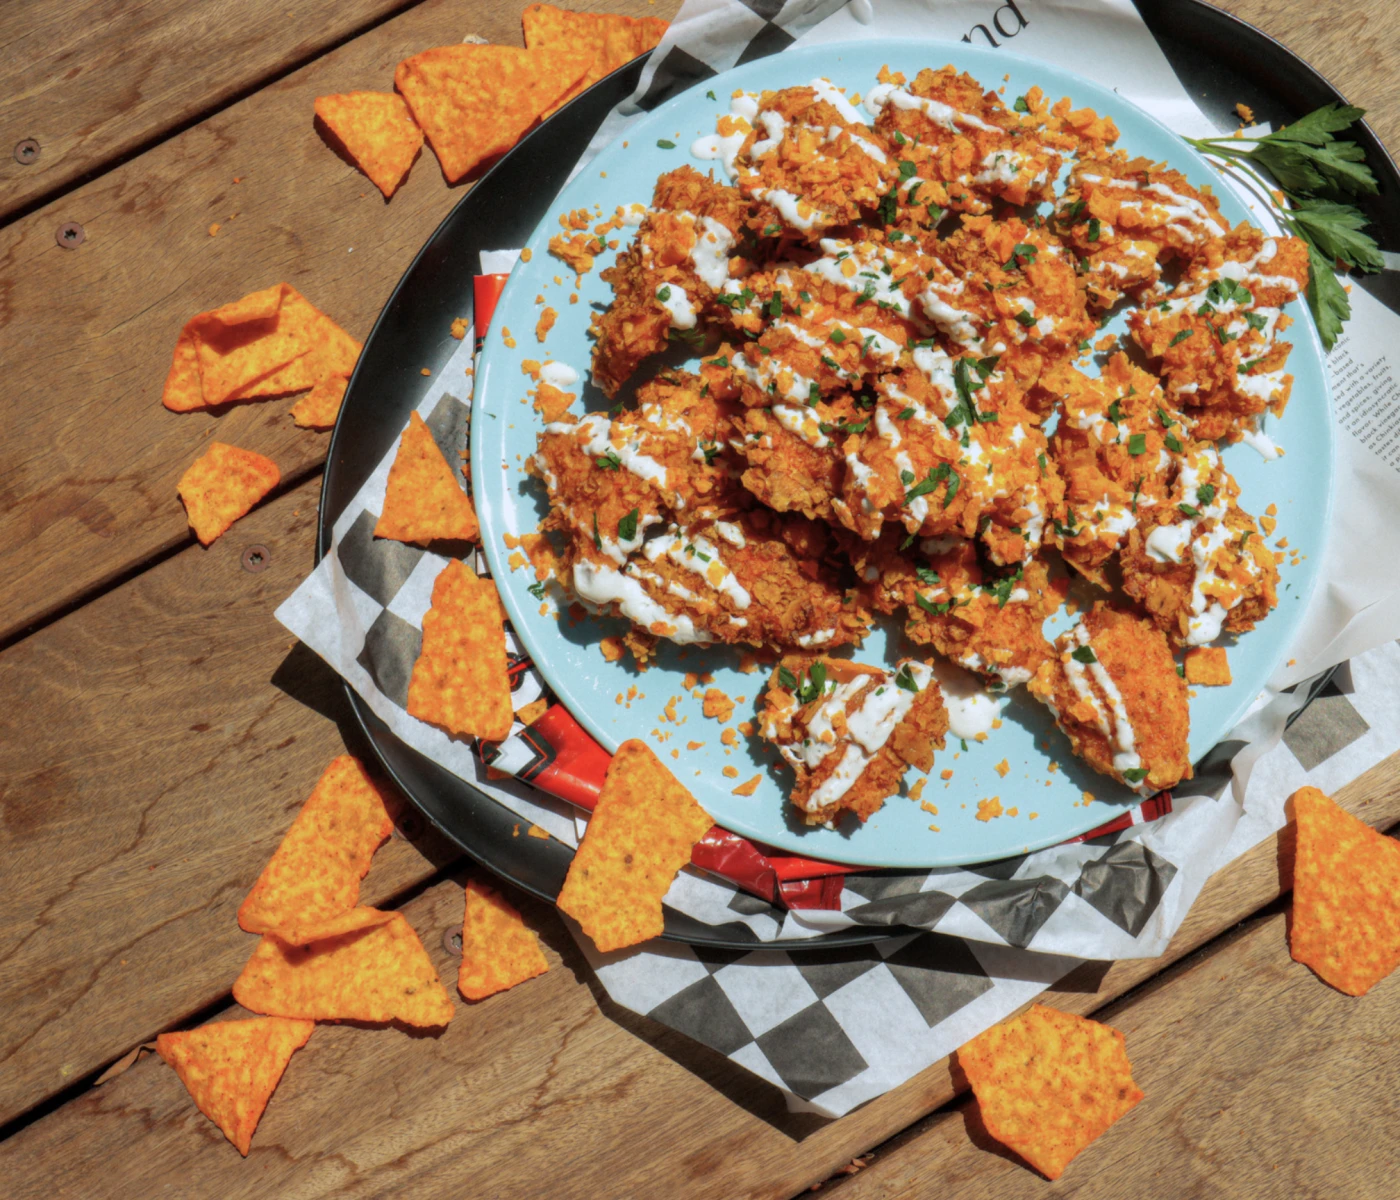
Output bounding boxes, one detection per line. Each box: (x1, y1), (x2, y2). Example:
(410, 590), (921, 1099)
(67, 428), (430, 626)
(0, 476), (459, 1128)
(1210, 0), (1400, 151)
(0, 0), (679, 646)
(823, 859), (1400, 1198)
(3, 751), (1397, 1197)
(0, 0), (410, 223)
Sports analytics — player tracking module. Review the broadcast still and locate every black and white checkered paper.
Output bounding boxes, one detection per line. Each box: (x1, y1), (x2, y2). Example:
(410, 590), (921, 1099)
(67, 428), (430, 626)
(275, 0), (1400, 1117)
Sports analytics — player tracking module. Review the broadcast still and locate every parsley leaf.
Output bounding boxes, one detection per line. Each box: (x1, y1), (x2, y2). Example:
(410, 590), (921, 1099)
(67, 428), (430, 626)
(1122, 766), (1149, 783)
(592, 512), (602, 551)
(656, 285), (672, 302)
(1087, 217), (1101, 242)
(796, 661), (827, 705)
(527, 581), (546, 600)
(595, 451), (621, 471)
(1178, 503), (1201, 518)
(1165, 433), (1183, 453)
(1127, 433), (1147, 456)
(1169, 328), (1195, 347)
(1004, 242), (1038, 270)
(656, 139), (676, 149)
(894, 664), (921, 693)
(1196, 483), (1217, 506)
(1071, 645), (1097, 664)
(766, 293), (782, 318)
(778, 664), (798, 690)
(617, 508), (639, 542)
(877, 187), (898, 226)
(1013, 95), (1029, 113)
(916, 566), (941, 586)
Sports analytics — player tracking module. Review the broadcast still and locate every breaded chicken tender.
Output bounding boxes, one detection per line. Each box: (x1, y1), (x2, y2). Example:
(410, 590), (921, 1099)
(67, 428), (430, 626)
(759, 655), (948, 826)
(1046, 354), (1181, 587)
(1056, 153), (1229, 307)
(1128, 226), (1308, 442)
(591, 166), (749, 396)
(1029, 603), (1191, 794)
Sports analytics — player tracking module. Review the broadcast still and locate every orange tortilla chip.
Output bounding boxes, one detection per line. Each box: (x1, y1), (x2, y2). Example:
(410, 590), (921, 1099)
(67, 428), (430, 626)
(157, 1017), (314, 1155)
(314, 91), (423, 199)
(238, 756), (395, 943)
(522, 4), (668, 114)
(233, 911), (454, 1027)
(163, 284), (361, 410)
(1290, 785), (1400, 996)
(394, 45), (592, 183)
(177, 442), (279, 545)
(458, 879), (550, 1000)
(290, 373), (349, 430)
(958, 1004), (1143, 1180)
(556, 740), (713, 952)
(1184, 646), (1231, 686)
(374, 411), (478, 544)
(407, 559), (514, 741)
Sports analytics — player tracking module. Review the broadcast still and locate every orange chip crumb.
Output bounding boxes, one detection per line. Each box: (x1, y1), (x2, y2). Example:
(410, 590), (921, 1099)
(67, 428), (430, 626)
(599, 635), (626, 662)
(731, 774), (762, 796)
(720, 728), (738, 747)
(527, 824), (550, 840)
(995, 758), (1010, 778)
(451, 317), (469, 340)
(1235, 102), (1255, 124)
(686, 741), (704, 750)
(722, 765), (739, 779)
(940, 769), (954, 781)
(515, 697), (549, 725)
(535, 306), (558, 342)
(702, 688), (735, 723)
(976, 797), (1004, 822)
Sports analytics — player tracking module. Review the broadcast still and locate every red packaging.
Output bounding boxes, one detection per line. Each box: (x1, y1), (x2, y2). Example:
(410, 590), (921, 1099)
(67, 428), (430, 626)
(473, 273), (509, 353)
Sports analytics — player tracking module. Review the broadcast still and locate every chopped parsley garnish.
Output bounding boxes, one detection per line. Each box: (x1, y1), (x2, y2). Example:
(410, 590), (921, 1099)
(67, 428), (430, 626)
(1106, 399), (1124, 423)
(829, 328), (846, 344)
(706, 355), (729, 370)
(1211, 320), (1237, 345)
(876, 187), (899, 226)
(982, 566), (1024, 609)
(778, 664), (798, 690)
(1204, 278), (1254, 308)
(1037, 452), (1047, 476)
(1131, 476), (1144, 513)
(699, 441), (720, 466)
(898, 159), (918, 182)
(1060, 198), (1086, 223)
(617, 508), (639, 542)
(527, 581), (546, 600)
(1238, 357), (1265, 374)
(1013, 95), (1029, 113)
(1178, 503), (1201, 518)
(1086, 217), (1101, 242)
(656, 285), (672, 302)
(897, 406), (915, 420)
(1015, 310), (1036, 327)
(762, 223), (781, 237)
(1078, 339), (1092, 354)
(905, 462), (959, 508)
(1165, 433), (1183, 453)
(716, 287), (755, 311)
(1168, 328), (1195, 347)
(595, 451), (621, 471)
(808, 381), (821, 406)
(706, 90), (717, 100)
(915, 566), (941, 586)
(1196, 483), (1217, 506)
(914, 592), (951, 616)
(900, 532), (917, 550)
(926, 202), (944, 223)
(592, 512), (602, 551)
(656, 139), (676, 149)
(799, 290), (812, 302)
(1127, 433), (1147, 456)
(1071, 645), (1097, 664)
(1004, 242), (1038, 270)
(1245, 311), (1269, 332)
(796, 661), (827, 704)
(766, 293), (782, 318)
(1122, 767), (1149, 783)
(893, 664), (920, 693)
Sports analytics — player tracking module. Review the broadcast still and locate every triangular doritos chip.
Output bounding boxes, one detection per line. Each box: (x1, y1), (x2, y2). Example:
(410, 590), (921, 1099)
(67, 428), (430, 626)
(957, 1004), (1143, 1180)
(238, 756), (395, 943)
(406, 560), (514, 742)
(233, 911), (454, 1028)
(1290, 785), (1400, 996)
(556, 740), (713, 952)
(458, 878), (549, 1000)
(314, 91), (424, 199)
(394, 45), (591, 183)
(156, 1016), (314, 1156)
(162, 284), (360, 411)
(290, 372), (349, 430)
(177, 442), (280, 545)
(522, 4), (668, 114)
(374, 411), (479, 545)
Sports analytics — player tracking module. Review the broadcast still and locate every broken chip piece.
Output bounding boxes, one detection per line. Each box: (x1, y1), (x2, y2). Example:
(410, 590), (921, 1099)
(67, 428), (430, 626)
(394, 44), (592, 183)
(290, 373), (349, 430)
(177, 441), (280, 545)
(1183, 645), (1231, 686)
(556, 739), (713, 952)
(407, 559), (514, 742)
(458, 878), (550, 1000)
(162, 283), (360, 411)
(1290, 785), (1400, 996)
(958, 1003), (1143, 1180)
(314, 91), (424, 199)
(237, 755), (395, 943)
(156, 1016), (314, 1156)
(233, 911), (454, 1027)
(521, 4), (669, 115)
(374, 410), (479, 544)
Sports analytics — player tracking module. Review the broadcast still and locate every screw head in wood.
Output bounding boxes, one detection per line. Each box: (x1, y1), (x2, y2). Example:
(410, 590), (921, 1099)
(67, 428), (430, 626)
(14, 139), (39, 165)
(240, 544), (271, 572)
(443, 928), (463, 955)
(56, 222), (85, 249)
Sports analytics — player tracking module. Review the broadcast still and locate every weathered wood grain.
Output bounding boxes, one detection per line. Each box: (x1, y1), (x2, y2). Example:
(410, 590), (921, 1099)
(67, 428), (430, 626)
(0, 0), (412, 222)
(3, 745), (1397, 1197)
(1212, 0), (1400, 151)
(0, 477), (459, 1129)
(0, 0), (679, 646)
(826, 871), (1400, 1198)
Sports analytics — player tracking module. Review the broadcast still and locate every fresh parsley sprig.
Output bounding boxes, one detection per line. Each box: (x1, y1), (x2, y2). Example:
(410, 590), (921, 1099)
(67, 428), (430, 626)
(1184, 103), (1383, 348)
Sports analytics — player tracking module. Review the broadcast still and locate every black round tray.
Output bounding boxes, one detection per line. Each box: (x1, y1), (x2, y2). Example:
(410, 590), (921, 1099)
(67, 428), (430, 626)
(318, 1), (1394, 951)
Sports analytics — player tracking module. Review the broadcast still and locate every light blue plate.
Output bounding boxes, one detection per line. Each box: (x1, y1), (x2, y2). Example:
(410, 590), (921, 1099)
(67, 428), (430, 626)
(471, 40), (1332, 867)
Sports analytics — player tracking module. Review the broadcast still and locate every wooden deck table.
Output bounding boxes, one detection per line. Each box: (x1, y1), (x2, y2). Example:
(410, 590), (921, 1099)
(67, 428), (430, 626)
(2, 1), (1399, 1195)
